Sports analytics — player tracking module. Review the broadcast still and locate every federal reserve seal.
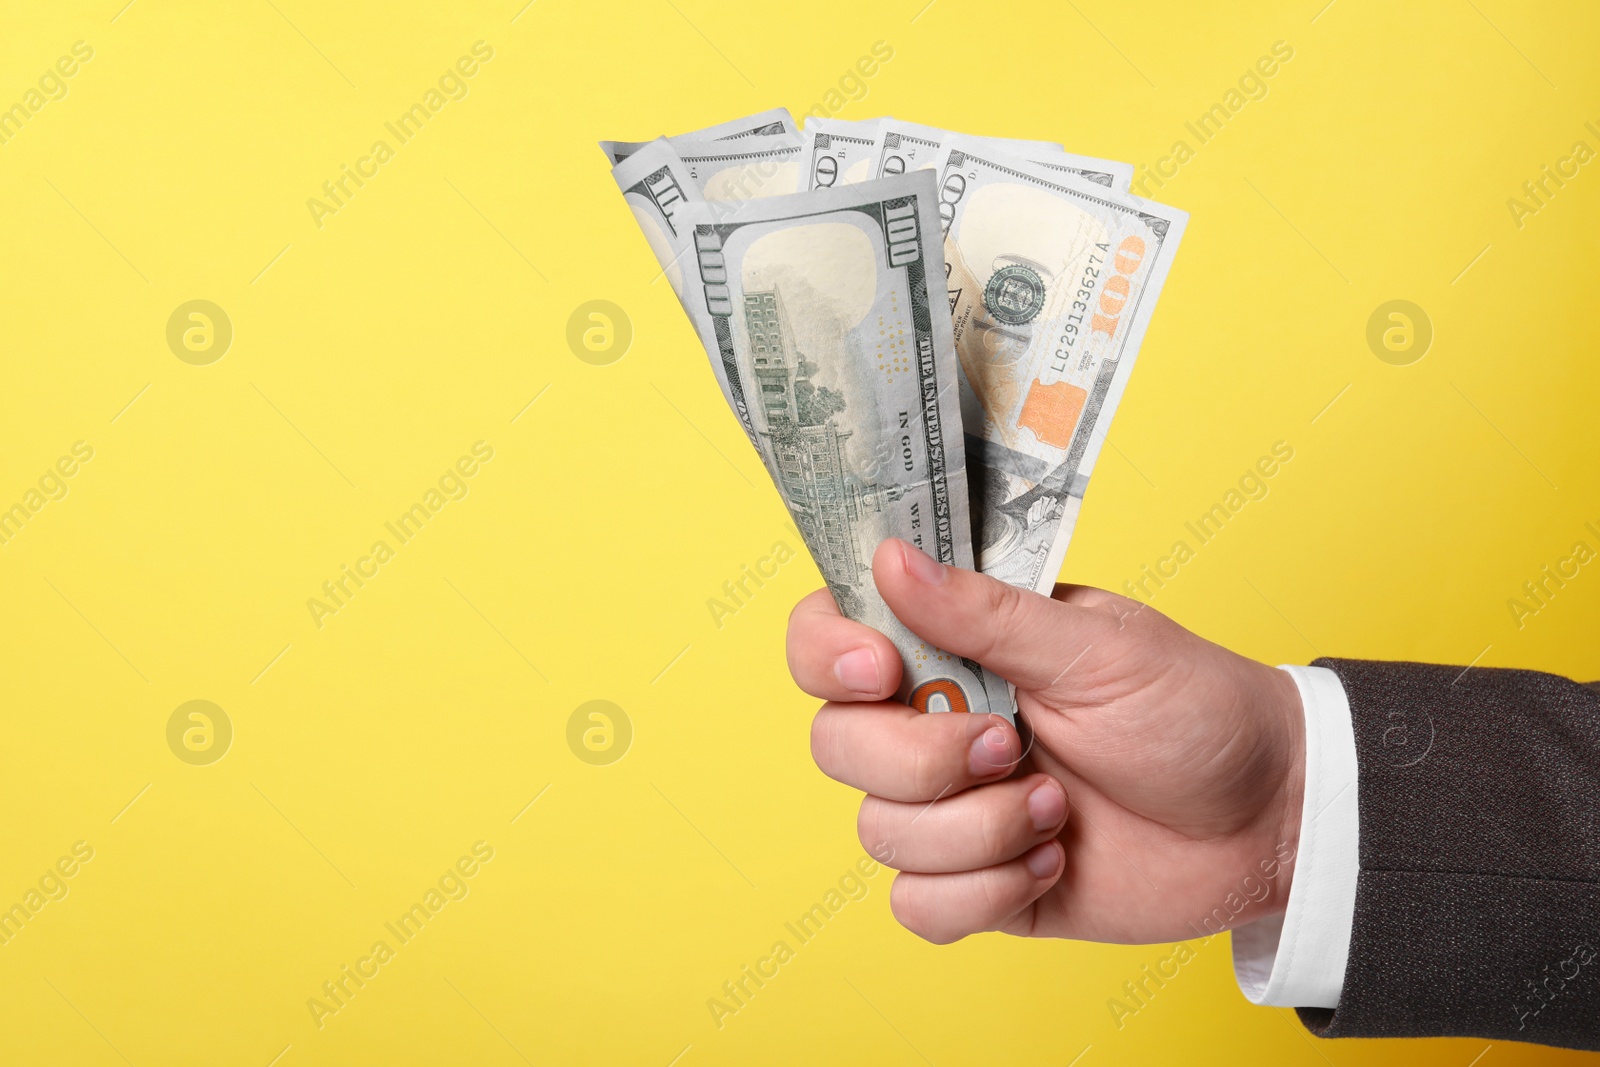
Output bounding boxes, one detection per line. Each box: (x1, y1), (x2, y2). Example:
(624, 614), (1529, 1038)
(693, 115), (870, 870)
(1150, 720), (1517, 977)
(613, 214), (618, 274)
(983, 264), (1046, 326)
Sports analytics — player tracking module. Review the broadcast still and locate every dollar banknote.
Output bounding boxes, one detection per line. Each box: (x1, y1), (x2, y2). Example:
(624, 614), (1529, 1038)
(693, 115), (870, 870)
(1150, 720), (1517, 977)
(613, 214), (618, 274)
(599, 107), (796, 165)
(1031, 152), (1135, 193)
(867, 120), (1057, 178)
(674, 106), (797, 142)
(803, 115), (889, 135)
(673, 134), (803, 201)
(865, 119), (1131, 191)
(608, 138), (701, 296)
(932, 137), (1187, 595)
(672, 171), (1016, 722)
(605, 133), (803, 294)
(798, 123), (883, 190)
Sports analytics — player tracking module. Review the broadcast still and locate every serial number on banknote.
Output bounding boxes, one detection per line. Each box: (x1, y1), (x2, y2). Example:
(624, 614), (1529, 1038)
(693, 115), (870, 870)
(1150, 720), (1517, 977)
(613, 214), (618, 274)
(1054, 245), (1108, 372)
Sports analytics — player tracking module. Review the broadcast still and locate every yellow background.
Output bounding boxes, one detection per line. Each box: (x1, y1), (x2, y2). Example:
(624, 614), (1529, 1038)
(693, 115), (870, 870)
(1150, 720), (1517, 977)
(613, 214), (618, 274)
(1, 0), (1597, 1063)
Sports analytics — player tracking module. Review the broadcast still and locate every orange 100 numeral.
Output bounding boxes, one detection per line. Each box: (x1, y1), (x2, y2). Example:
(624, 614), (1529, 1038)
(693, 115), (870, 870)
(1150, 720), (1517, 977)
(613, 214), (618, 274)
(909, 678), (972, 714)
(1089, 235), (1146, 340)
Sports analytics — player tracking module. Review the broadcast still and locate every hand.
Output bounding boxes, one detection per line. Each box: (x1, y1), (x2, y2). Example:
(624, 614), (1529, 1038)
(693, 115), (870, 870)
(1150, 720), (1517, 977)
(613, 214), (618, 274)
(786, 538), (1306, 945)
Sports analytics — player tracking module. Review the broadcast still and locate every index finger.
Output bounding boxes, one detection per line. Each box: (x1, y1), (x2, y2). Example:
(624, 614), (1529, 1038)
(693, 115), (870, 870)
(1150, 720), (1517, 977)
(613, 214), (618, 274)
(786, 588), (902, 702)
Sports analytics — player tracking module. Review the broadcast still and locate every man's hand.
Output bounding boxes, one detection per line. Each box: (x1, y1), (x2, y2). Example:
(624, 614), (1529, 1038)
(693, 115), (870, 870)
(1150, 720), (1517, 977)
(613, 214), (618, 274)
(787, 538), (1306, 946)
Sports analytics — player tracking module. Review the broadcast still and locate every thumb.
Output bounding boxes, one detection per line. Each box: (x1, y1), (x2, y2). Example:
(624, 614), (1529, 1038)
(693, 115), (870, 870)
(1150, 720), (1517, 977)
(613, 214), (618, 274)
(872, 538), (1120, 693)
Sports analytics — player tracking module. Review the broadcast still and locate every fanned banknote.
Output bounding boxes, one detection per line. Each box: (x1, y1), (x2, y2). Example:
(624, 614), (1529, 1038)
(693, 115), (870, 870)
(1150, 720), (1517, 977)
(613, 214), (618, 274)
(608, 138), (700, 296)
(674, 106), (797, 142)
(605, 134), (804, 291)
(672, 171), (1016, 721)
(866, 120), (1057, 178)
(672, 134), (804, 201)
(599, 106), (797, 165)
(798, 122), (884, 190)
(865, 119), (1130, 191)
(603, 113), (1175, 721)
(1031, 152), (1135, 193)
(803, 115), (889, 135)
(932, 136), (1187, 595)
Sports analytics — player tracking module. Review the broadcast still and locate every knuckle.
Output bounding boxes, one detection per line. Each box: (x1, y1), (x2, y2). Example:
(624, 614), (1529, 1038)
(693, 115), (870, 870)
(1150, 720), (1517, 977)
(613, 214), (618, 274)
(910, 715), (967, 797)
(908, 740), (938, 799)
(784, 600), (813, 652)
(856, 800), (893, 864)
(809, 709), (839, 775)
(972, 869), (1015, 927)
(975, 792), (1012, 864)
(974, 580), (1027, 661)
(785, 591), (830, 649)
(990, 583), (1029, 637)
(889, 875), (952, 944)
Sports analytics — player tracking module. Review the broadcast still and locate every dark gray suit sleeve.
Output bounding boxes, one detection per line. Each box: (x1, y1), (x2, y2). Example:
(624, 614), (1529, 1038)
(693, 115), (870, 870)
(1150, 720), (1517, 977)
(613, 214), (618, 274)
(1295, 659), (1600, 1050)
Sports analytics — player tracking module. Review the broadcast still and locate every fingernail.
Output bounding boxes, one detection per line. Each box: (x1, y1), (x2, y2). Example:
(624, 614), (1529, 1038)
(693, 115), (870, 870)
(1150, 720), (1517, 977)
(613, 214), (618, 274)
(1026, 842), (1062, 879)
(901, 542), (946, 585)
(1028, 781), (1067, 832)
(968, 725), (1016, 776)
(834, 648), (880, 695)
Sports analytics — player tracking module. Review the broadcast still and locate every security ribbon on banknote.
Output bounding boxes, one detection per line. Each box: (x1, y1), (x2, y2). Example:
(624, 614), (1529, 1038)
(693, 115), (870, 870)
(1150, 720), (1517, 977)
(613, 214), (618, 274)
(671, 171), (1016, 721)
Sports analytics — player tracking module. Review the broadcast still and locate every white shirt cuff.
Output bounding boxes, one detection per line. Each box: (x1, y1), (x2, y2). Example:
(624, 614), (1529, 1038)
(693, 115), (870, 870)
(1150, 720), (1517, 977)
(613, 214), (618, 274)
(1232, 664), (1359, 1008)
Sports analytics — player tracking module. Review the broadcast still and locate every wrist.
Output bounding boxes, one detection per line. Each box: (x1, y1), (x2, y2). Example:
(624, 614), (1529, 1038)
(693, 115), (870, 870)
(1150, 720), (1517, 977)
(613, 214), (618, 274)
(1265, 664), (1306, 907)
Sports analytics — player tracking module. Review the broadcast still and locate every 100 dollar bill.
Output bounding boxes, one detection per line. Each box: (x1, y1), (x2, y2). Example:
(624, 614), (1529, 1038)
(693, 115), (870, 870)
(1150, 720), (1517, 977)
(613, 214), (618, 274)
(673, 171), (1016, 721)
(600, 107), (797, 165)
(674, 134), (802, 201)
(866, 119), (1132, 192)
(933, 138), (1187, 595)
(867, 119), (1060, 180)
(608, 138), (700, 297)
(798, 123), (883, 190)
(671, 106), (796, 142)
